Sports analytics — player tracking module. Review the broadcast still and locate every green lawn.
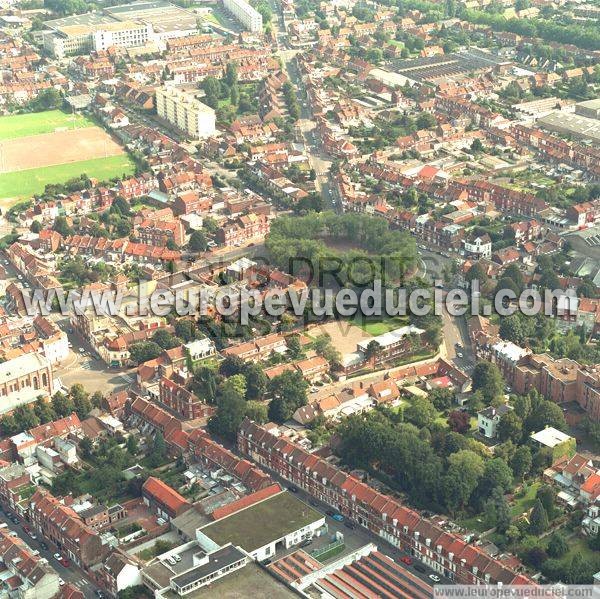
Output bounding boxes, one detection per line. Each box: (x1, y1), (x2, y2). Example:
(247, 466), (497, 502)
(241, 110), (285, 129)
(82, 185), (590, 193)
(0, 154), (135, 199)
(510, 481), (541, 519)
(351, 315), (409, 335)
(0, 110), (94, 140)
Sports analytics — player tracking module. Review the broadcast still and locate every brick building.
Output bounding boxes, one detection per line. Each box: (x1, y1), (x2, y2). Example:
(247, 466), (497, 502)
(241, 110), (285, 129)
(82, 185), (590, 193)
(238, 419), (533, 587)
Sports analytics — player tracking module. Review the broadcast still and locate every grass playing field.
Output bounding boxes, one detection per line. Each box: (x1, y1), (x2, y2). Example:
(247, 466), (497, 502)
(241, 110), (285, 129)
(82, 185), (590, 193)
(0, 155), (135, 200)
(0, 110), (95, 141)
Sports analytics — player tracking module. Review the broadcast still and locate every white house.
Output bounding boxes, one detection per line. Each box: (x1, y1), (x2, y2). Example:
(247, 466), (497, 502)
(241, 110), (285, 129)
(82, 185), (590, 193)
(477, 404), (511, 439)
(185, 338), (216, 362)
(462, 234), (492, 259)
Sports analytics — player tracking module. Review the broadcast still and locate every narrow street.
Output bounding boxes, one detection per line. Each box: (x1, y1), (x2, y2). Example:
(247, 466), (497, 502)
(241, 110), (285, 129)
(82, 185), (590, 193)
(0, 512), (100, 598)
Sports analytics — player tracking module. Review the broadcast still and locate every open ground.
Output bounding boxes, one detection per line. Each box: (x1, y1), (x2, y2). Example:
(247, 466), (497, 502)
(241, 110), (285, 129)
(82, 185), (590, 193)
(308, 320), (373, 354)
(0, 127), (126, 173)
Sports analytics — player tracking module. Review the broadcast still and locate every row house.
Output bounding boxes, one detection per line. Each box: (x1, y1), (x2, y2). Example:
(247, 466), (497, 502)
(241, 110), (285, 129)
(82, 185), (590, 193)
(222, 333), (287, 361)
(29, 488), (109, 569)
(187, 428), (273, 492)
(158, 376), (213, 421)
(0, 527), (59, 599)
(134, 217), (185, 247)
(216, 213), (270, 247)
(63, 235), (181, 264)
(0, 463), (33, 517)
(238, 419), (533, 587)
(117, 174), (158, 200)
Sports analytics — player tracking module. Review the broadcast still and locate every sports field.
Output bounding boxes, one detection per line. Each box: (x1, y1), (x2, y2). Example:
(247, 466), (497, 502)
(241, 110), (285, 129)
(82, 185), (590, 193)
(0, 110), (135, 203)
(0, 110), (95, 140)
(0, 155), (135, 201)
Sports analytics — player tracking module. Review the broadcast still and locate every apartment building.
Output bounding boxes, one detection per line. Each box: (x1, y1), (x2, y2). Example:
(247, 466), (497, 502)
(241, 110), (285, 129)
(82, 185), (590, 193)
(29, 488), (109, 568)
(134, 217), (185, 247)
(223, 0), (263, 32)
(159, 377), (213, 421)
(238, 419), (533, 587)
(155, 86), (216, 139)
(215, 213), (270, 247)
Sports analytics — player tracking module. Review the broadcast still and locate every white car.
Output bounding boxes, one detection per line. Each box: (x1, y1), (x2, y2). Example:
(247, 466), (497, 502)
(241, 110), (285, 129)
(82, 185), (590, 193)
(429, 574), (441, 583)
(54, 553), (62, 561)
(457, 352), (464, 358)
(58, 578), (65, 586)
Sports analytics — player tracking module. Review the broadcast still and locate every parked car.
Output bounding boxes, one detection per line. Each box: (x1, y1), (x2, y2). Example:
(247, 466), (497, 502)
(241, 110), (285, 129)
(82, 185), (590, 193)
(60, 558), (70, 568)
(326, 510), (335, 517)
(429, 574), (441, 583)
(331, 513), (344, 522)
(287, 485), (298, 493)
(400, 556), (413, 565)
(53, 553), (62, 561)
(414, 563), (427, 573)
(343, 521), (355, 529)
(40, 542), (48, 551)
(299, 538), (312, 548)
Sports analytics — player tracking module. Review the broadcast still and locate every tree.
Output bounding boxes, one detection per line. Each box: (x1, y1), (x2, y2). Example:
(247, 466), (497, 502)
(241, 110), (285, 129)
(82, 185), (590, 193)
(129, 341), (162, 364)
(126, 435), (138, 455)
(244, 363), (266, 401)
(208, 386), (247, 441)
(268, 370), (308, 423)
(481, 458), (513, 494)
(547, 532), (568, 558)
(245, 400), (268, 424)
(33, 398), (55, 423)
(0, 414), (19, 436)
(30, 221), (42, 233)
(188, 230), (208, 252)
(497, 411), (523, 443)
(219, 355), (244, 377)
(404, 397), (436, 428)
(485, 487), (511, 532)
(53, 215), (72, 236)
(151, 330), (180, 350)
(526, 400), (567, 432)
(499, 314), (524, 344)
(511, 445), (532, 480)
(286, 335), (303, 359)
(13, 405), (39, 430)
(465, 262), (489, 290)
(472, 361), (504, 403)
(79, 436), (93, 459)
(529, 499), (549, 535)
(536, 485), (556, 519)
(447, 410), (470, 433)
(51, 392), (75, 418)
(148, 432), (167, 467)
(416, 112), (436, 130)
(430, 388), (455, 411)
(219, 374), (247, 399)
(443, 450), (485, 513)
(512, 393), (532, 420)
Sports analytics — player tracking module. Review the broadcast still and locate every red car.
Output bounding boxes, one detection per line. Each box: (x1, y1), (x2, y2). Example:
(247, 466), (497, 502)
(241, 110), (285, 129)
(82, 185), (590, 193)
(400, 556), (413, 565)
(60, 558), (70, 568)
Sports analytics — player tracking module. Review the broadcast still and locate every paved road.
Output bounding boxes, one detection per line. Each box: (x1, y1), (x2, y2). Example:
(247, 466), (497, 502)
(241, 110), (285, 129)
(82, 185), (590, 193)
(0, 511), (101, 598)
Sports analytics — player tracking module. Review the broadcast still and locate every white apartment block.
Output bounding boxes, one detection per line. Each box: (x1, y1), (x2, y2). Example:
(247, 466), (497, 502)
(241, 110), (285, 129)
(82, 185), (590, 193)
(156, 86), (216, 139)
(223, 0), (263, 32)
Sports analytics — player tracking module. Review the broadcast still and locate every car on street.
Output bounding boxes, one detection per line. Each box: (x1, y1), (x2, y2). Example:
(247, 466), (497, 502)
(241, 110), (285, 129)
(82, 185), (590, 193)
(287, 485), (298, 493)
(400, 556), (413, 565)
(326, 510), (335, 517)
(457, 352), (464, 358)
(53, 553), (62, 561)
(429, 574), (441, 583)
(40, 542), (48, 550)
(60, 557), (70, 567)
(331, 513), (344, 522)
(414, 563), (427, 573)
(58, 578), (65, 586)
(343, 520), (355, 529)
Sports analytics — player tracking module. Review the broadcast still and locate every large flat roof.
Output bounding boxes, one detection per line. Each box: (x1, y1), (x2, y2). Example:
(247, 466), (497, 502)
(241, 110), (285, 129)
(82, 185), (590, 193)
(199, 492), (322, 553)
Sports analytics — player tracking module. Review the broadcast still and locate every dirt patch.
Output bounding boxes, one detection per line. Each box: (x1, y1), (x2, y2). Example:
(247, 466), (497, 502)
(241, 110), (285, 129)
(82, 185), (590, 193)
(0, 127), (125, 173)
(308, 320), (373, 355)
